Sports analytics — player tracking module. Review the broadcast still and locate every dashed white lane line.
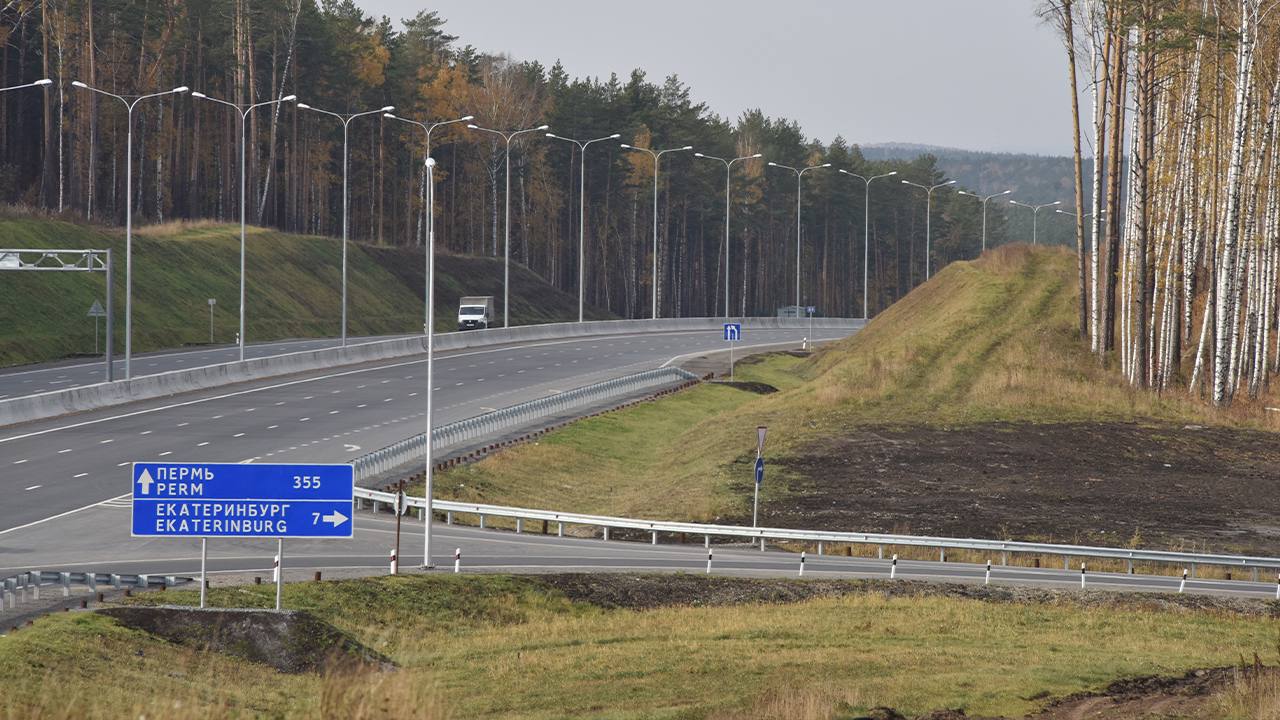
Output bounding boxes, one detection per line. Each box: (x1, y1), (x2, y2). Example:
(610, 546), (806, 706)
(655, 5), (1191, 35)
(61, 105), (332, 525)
(356, 404), (367, 409)
(99, 439), (114, 444)
(25, 485), (41, 491)
(159, 451), (172, 457)
(274, 401), (286, 406)
(57, 448), (72, 454)
(328, 410), (340, 415)
(73, 473), (88, 478)
(455, 382), (464, 386)
(299, 417), (311, 422)
(382, 398), (392, 402)
(233, 432), (246, 438)
(211, 416), (223, 420)
(116, 461), (129, 467)
(176, 422), (189, 428)
(197, 441), (210, 447)
(408, 392), (418, 397)
(139, 430), (153, 435)
(267, 425), (279, 430)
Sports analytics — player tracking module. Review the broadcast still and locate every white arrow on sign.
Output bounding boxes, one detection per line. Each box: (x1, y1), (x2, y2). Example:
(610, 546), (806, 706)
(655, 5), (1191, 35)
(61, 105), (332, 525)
(322, 510), (348, 527)
(136, 468), (154, 495)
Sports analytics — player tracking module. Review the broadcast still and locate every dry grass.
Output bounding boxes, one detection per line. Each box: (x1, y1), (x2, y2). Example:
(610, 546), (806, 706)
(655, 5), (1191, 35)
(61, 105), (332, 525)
(6, 574), (1276, 719)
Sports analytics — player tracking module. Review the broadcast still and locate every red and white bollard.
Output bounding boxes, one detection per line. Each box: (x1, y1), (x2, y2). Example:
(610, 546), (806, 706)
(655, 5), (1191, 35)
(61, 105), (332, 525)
(453, 548), (461, 574)
(389, 547), (398, 576)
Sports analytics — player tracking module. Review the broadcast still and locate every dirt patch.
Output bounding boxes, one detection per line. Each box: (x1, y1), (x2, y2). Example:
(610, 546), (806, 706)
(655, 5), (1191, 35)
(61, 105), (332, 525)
(531, 573), (1280, 617)
(768, 421), (1280, 555)
(98, 606), (394, 673)
(713, 380), (778, 394)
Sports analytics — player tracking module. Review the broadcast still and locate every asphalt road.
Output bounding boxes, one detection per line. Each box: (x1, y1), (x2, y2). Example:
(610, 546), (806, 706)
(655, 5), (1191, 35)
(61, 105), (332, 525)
(0, 327), (852, 534)
(0, 334), (413, 399)
(2, 507), (1274, 601)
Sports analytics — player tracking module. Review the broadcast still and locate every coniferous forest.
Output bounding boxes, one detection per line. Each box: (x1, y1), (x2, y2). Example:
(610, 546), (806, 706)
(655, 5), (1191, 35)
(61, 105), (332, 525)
(0, 0), (1008, 319)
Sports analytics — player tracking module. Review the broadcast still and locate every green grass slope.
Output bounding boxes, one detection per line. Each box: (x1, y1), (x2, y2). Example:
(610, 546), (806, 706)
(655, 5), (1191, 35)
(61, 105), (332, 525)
(0, 217), (612, 367)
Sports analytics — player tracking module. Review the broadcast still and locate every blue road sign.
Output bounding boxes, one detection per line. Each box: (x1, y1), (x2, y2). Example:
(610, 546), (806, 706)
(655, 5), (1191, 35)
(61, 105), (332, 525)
(805, 306), (816, 316)
(131, 462), (354, 539)
(754, 456), (765, 486)
(723, 323), (742, 341)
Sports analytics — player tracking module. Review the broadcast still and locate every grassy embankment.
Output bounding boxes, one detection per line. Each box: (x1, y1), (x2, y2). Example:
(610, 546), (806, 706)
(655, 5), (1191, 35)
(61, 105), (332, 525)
(2, 575), (1278, 719)
(0, 216), (610, 367)
(434, 245), (1256, 521)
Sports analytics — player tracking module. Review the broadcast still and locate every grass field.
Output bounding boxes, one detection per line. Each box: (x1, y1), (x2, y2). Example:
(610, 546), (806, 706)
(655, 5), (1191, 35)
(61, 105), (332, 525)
(3, 575), (1277, 719)
(0, 215), (610, 367)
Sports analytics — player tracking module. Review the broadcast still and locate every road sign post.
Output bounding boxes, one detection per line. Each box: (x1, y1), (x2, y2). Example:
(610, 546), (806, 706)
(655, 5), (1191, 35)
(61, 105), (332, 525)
(208, 298), (216, 344)
(131, 462), (354, 611)
(806, 306), (816, 346)
(753, 425), (767, 532)
(87, 300), (107, 355)
(723, 323), (742, 381)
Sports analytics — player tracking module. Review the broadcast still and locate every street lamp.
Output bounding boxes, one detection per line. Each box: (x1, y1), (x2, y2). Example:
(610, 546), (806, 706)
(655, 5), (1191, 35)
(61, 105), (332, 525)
(900, 179), (956, 280)
(296, 102), (394, 346)
(1009, 199), (1062, 245)
(957, 189), (1012, 253)
(71, 81), (189, 380)
(191, 91), (296, 362)
(1, 78), (52, 93)
(421, 156), (439, 569)
(467, 123), (550, 328)
(622, 143), (693, 319)
(384, 112), (474, 332)
(548, 132), (622, 322)
(838, 169), (897, 319)
(768, 162), (831, 310)
(696, 152), (763, 318)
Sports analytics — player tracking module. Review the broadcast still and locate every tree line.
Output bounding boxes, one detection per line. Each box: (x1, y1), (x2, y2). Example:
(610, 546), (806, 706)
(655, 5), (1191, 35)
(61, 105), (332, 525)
(1045, 0), (1280, 405)
(0, 0), (1009, 320)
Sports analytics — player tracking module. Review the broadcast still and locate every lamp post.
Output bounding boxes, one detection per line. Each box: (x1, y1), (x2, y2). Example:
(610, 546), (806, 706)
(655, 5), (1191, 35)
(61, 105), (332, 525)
(838, 169), (897, 319)
(900, 179), (956, 280)
(191, 91), (296, 361)
(957, 189), (1012, 253)
(296, 103), (394, 346)
(421, 157), (438, 568)
(467, 123), (550, 328)
(384, 112), (474, 332)
(695, 152), (762, 318)
(767, 162), (830, 310)
(71, 81), (189, 380)
(1009, 199), (1062, 245)
(621, 143), (693, 319)
(2, 78), (52, 93)
(547, 132), (621, 322)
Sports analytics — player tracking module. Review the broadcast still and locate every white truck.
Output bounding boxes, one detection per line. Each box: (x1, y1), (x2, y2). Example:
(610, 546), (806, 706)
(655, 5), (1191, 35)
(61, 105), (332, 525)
(457, 296), (495, 331)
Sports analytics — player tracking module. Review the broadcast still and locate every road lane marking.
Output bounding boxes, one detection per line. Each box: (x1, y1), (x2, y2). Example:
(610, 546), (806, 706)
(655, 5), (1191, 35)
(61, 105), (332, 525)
(159, 451), (172, 456)
(73, 473), (88, 478)
(25, 485), (41, 490)
(57, 448), (72, 454)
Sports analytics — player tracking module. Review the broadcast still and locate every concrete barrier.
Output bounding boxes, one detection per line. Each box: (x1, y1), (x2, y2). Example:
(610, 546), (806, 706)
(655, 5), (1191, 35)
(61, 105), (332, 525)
(0, 317), (861, 427)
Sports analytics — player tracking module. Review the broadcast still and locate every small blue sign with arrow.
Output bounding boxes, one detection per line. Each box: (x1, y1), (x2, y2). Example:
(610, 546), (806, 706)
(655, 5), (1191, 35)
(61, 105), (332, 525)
(754, 456), (765, 486)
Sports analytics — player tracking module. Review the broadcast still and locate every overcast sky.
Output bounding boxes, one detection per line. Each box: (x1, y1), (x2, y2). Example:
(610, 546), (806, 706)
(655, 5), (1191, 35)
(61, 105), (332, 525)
(359, 1), (1071, 157)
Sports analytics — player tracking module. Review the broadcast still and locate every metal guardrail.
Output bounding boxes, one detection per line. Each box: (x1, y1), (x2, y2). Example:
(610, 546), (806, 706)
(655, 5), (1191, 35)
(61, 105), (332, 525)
(2, 570), (192, 611)
(352, 367), (698, 482)
(351, 490), (1280, 578)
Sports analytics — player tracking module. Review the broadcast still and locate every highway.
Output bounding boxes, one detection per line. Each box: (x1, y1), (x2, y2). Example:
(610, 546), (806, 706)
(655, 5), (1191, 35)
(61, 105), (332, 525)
(0, 326), (852, 533)
(2, 506), (1273, 601)
(0, 333), (413, 399)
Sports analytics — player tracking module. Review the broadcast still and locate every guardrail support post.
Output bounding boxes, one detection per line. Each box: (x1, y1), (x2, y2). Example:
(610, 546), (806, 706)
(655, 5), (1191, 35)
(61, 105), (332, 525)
(939, 548), (945, 563)
(557, 522), (564, 537)
(1063, 556), (1069, 570)
(602, 527), (610, 541)
(704, 535), (710, 549)
(651, 531), (658, 545)
(446, 511), (453, 525)
(516, 518), (523, 534)
(1253, 567), (1259, 582)
(479, 514), (486, 530)
(1001, 551), (1008, 566)
(817, 542), (824, 556)
(877, 545), (883, 560)
(1190, 563), (1196, 578)
(1128, 559), (1134, 574)
(60, 572), (70, 597)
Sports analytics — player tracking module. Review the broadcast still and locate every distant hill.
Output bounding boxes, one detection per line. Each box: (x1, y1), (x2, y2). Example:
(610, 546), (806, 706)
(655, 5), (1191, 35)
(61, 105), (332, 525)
(861, 144), (1093, 249)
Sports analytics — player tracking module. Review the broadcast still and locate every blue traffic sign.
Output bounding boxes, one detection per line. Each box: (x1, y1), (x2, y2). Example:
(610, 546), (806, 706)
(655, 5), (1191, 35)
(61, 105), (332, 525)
(131, 462), (354, 539)
(805, 306), (816, 316)
(754, 456), (764, 486)
(723, 323), (742, 341)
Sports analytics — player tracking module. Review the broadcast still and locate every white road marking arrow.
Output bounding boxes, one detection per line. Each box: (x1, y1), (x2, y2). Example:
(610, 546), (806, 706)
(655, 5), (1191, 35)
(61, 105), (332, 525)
(343, 444), (361, 453)
(322, 510), (348, 527)
(136, 468), (154, 495)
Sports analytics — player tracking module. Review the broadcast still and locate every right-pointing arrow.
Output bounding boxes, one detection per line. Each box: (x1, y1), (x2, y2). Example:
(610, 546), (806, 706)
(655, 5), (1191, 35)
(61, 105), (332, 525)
(322, 510), (348, 527)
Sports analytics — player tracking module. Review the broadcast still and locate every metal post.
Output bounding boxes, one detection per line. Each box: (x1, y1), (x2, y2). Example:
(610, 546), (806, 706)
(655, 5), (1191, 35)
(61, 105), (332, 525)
(341, 120), (349, 346)
(238, 110), (247, 361)
(751, 449), (760, 529)
(124, 104), (134, 380)
(504, 134), (512, 328)
(724, 163), (731, 317)
(925, 190), (932, 279)
(423, 158), (437, 569)
(795, 172), (802, 308)
(863, 180), (870, 318)
(274, 539), (284, 610)
(652, 153), (659, 319)
(579, 145), (586, 322)
(981, 199), (988, 252)
(104, 248), (114, 382)
(199, 538), (207, 609)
